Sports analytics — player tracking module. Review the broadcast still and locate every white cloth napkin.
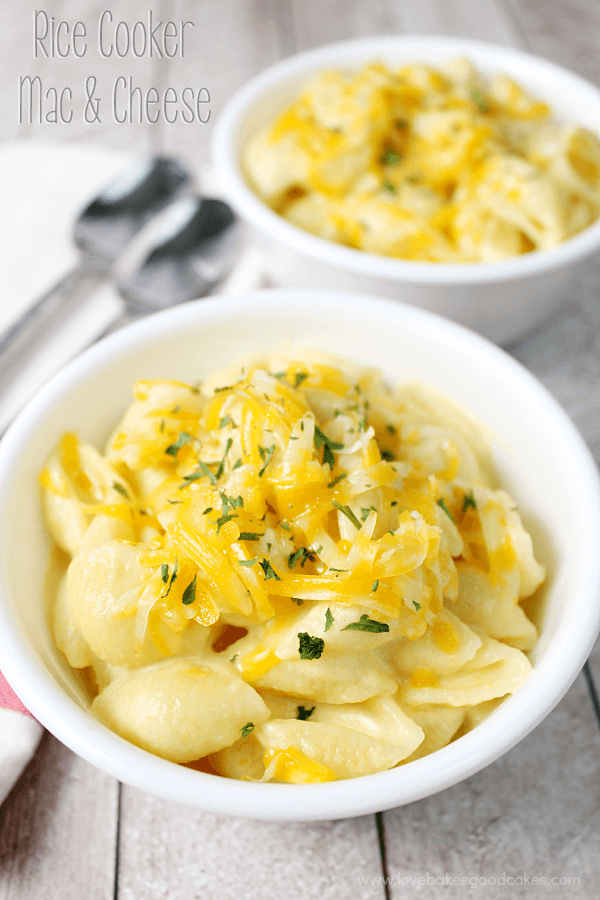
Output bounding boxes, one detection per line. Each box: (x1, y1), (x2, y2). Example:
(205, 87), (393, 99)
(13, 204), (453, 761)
(0, 142), (267, 805)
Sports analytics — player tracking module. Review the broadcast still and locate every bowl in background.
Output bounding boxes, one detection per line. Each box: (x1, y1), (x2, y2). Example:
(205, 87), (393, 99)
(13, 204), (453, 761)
(212, 36), (600, 345)
(0, 289), (599, 820)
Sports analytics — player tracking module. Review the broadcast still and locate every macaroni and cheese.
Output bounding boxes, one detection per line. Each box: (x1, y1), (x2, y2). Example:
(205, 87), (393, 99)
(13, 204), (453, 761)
(243, 59), (600, 262)
(41, 352), (544, 782)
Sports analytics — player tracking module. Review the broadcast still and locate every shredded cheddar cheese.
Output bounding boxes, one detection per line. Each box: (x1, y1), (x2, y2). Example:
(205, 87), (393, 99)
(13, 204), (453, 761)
(40, 351), (545, 782)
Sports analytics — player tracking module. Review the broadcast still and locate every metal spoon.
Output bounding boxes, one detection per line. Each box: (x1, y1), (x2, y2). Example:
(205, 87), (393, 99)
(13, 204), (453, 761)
(0, 155), (191, 372)
(118, 194), (238, 313)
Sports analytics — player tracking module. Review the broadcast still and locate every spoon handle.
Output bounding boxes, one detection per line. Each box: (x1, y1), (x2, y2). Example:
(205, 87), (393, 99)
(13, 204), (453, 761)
(0, 259), (108, 374)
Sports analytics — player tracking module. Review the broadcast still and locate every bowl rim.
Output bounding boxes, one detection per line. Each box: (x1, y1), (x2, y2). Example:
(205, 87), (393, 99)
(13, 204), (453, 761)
(1, 288), (600, 820)
(212, 34), (600, 285)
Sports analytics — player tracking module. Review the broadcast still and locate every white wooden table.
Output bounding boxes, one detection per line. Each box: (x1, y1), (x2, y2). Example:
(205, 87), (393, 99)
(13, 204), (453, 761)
(1, 1), (600, 897)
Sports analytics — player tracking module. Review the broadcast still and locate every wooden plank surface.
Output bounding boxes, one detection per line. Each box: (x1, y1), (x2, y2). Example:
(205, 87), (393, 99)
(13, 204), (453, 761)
(0, 734), (118, 900)
(1, 0), (600, 898)
(116, 792), (384, 900)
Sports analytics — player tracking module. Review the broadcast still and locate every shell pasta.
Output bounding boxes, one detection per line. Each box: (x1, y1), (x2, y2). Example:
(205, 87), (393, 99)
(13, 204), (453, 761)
(243, 59), (600, 262)
(40, 352), (544, 782)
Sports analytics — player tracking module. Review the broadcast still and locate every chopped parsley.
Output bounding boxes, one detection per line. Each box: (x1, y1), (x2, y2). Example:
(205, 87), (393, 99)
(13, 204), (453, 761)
(462, 491), (477, 512)
(165, 432), (193, 456)
(327, 472), (347, 489)
(384, 181), (396, 193)
(215, 438), (233, 480)
(259, 558), (281, 581)
(332, 500), (361, 530)
(361, 506), (376, 521)
(240, 722), (254, 738)
(413, 601), (422, 612)
(437, 497), (455, 523)
(280, 522), (291, 531)
(112, 482), (129, 498)
(341, 614), (389, 633)
(288, 547), (314, 569)
(381, 449), (396, 461)
(381, 146), (401, 166)
(395, 118), (407, 129)
(372, 579), (379, 592)
(294, 371), (308, 388)
(386, 424), (397, 434)
(179, 462), (216, 488)
(160, 563), (169, 583)
(218, 415), (235, 430)
(298, 632), (325, 660)
(181, 575), (197, 605)
(324, 607), (334, 632)
(161, 558), (178, 598)
(258, 443), (275, 477)
(238, 532), (263, 541)
(313, 425), (344, 470)
(291, 597), (304, 606)
(167, 499), (183, 505)
(190, 385), (200, 394)
(238, 557), (258, 567)
(203, 507), (213, 515)
(214, 385), (233, 393)
(297, 706), (315, 720)
(232, 458), (242, 470)
(473, 90), (489, 113)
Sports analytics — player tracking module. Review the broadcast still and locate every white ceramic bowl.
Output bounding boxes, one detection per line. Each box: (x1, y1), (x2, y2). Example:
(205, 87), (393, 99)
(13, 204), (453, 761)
(1, 290), (599, 821)
(212, 36), (600, 345)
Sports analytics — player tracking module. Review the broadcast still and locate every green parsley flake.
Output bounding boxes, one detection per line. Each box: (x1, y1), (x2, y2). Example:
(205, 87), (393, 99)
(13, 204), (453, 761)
(232, 458), (242, 470)
(218, 415), (234, 429)
(381, 146), (401, 166)
(386, 424), (397, 434)
(259, 558), (281, 581)
(327, 472), (347, 489)
(413, 601), (422, 612)
(181, 575), (197, 605)
(341, 614), (389, 633)
(160, 563), (169, 584)
(287, 547), (314, 569)
(332, 500), (361, 530)
(437, 497), (455, 523)
(324, 608), (334, 632)
(238, 532), (263, 541)
(298, 632), (325, 660)
(291, 597), (304, 606)
(240, 722), (254, 738)
(372, 579), (379, 592)
(280, 522), (291, 531)
(462, 491), (477, 512)
(294, 371), (308, 388)
(297, 706), (315, 720)
(165, 432), (193, 457)
(395, 118), (407, 129)
(161, 558), (178, 598)
(112, 482), (129, 498)
(238, 557), (258, 567)
(384, 181), (396, 193)
(179, 462), (216, 488)
(215, 438), (233, 480)
(473, 90), (489, 113)
(214, 385), (233, 393)
(258, 443), (275, 477)
(381, 449), (396, 461)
